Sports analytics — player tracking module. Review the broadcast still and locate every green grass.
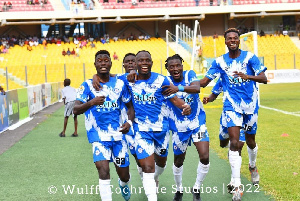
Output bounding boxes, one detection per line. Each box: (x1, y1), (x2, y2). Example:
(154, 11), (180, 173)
(0, 82), (299, 200)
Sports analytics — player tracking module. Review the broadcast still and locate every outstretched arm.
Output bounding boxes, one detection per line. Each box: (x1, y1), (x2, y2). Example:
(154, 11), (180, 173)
(162, 81), (200, 96)
(233, 71), (267, 84)
(200, 77), (212, 88)
(169, 96), (191, 115)
(203, 93), (219, 104)
(73, 96), (105, 115)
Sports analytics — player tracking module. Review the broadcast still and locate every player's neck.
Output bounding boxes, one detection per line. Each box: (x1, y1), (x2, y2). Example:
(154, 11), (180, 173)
(97, 73), (110, 83)
(138, 72), (151, 80)
(228, 49), (241, 59)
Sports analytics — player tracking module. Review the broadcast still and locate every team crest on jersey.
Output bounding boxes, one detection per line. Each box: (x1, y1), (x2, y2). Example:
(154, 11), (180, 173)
(173, 145), (178, 150)
(78, 85), (85, 95)
(95, 150), (100, 156)
(138, 148), (143, 153)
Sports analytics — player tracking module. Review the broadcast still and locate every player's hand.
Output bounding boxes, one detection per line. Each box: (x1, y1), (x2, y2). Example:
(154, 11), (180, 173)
(92, 74), (102, 91)
(91, 96), (105, 106)
(162, 85), (178, 96)
(119, 122), (131, 134)
(202, 97), (210, 104)
(182, 103), (191, 115)
(233, 71), (248, 80)
(127, 70), (137, 83)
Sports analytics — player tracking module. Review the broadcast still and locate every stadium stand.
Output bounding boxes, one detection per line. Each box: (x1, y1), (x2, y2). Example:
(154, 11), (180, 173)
(1, 33), (299, 90)
(0, 0), (54, 11)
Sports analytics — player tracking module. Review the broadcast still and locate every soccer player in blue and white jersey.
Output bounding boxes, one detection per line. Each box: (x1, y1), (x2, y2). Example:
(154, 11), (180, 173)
(200, 28), (267, 201)
(92, 53), (144, 179)
(162, 54), (209, 201)
(73, 50), (134, 201)
(126, 50), (191, 201)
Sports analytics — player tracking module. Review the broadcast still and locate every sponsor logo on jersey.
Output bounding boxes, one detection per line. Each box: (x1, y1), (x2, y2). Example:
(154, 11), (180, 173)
(133, 92), (157, 102)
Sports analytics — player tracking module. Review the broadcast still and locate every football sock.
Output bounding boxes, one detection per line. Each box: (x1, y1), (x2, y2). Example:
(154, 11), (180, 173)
(193, 161), (210, 190)
(99, 179), (112, 201)
(247, 145), (258, 168)
(229, 150), (242, 188)
(173, 163), (183, 192)
(143, 172), (157, 201)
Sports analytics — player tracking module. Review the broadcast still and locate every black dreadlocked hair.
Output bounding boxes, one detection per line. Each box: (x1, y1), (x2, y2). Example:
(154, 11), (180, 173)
(123, 53), (136, 63)
(164, 54), (184, 69)
(224, 28), (240, 39)
(95, 50), (110, 60)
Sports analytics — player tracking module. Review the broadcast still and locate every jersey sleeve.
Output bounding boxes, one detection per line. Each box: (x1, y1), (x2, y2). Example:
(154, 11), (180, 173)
(76, 82), (90, 103)
(188, 70), (200, 84)
(211, 78), (223, 95)
(250, 54), (267, 75)
(205, 60), (219, 80)
(121, 81), (131, 104)
(162, 76), (175, 99)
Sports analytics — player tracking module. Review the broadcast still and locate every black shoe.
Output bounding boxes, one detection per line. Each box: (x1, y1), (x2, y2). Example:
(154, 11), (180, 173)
(59, 132), (65, 137)
(192, 188), (201, 201)
(173, 191), (183, 201)
(71, 133), (78, 137)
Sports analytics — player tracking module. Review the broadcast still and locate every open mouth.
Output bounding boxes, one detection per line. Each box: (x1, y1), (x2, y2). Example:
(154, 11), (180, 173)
(173, 71), (180, 77)
(229, 43), (237, 48)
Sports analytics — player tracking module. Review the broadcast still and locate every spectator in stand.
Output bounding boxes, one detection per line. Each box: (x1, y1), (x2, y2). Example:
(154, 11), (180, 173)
(7, 1), (12, 9)
(144, 35), (150, 40)
(138, 33), (144, 40)
(42, 38), (47, 49)
(132, 0), (137, 5)
(34, 0), (39, 4)
(33, 40), (39, 47)
(66, 48), (71, 56)
(0, 86), (6, 95)
(80, 39), (87, 48)
(56, 38), (62, 46)
(90, 41), (96, 48)
(113, 36), (118, 42)
(2, 2), (7, 11)
(139, 0), (144, 2)
(113, 52), (119, 60)
(71, 48), (75, 55)
(195, 0), (199, 6)
(100, 37), (106, 44)
(73, 37), (79, 45)
(27, 45), (32, 51)
(260, 30), (265, 37)
(89, 0), (94, 9)
(62, 49), (67, 56)
(117, 0), (124, 3)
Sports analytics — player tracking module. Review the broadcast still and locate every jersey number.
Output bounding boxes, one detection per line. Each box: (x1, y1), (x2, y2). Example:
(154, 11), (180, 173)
(115, 157), (125, 165)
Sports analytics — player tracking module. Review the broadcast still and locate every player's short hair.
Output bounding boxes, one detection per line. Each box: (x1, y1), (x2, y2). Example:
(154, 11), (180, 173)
(95, 50), (110, 60)
(123, 53), (136, 63)
(165, 54), (184, 69)
(136, 50), (151, 58)
(64, 78), (71, 87)
(224, 28), (240, 39)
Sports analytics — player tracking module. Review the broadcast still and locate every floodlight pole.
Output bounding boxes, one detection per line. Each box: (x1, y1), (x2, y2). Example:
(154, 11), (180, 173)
(166, 30), (169, 58)
(176, 24), (179, 54)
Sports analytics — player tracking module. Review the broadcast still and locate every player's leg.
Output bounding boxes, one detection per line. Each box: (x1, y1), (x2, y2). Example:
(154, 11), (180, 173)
(153, 130), (170, 188)
(192, 127), (210, 201)
(125, 134), (143, 179)
(113, 140), (131, 201)
(226, 111), (244, 200)
(171, 130), (191, 201)
(135, 131), (157, 201)
(73, 114), (78, 136)
(93, 142), (112, 201)
(60, 102), (71, 137)
(244, 112), (260, 185)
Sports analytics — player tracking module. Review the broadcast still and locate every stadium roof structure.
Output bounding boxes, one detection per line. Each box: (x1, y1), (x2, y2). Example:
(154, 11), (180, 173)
(0, 3), (300, 26)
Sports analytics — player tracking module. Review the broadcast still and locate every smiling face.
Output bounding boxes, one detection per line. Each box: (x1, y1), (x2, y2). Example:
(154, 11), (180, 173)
(136, 51), (152, 76)
(94, 53), (112, 75)
(123, 55), (137, 73)
(225, 31), (240, 51)
(167, 59), (183, 82)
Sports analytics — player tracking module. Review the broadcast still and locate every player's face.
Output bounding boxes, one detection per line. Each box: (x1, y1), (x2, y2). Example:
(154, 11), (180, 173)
(225, 32), (240, 51)
(123, 55), (137, 73)
(94, 54), (112, 75)
(167, 59), (183, 81)
(136, 52), (152, 75)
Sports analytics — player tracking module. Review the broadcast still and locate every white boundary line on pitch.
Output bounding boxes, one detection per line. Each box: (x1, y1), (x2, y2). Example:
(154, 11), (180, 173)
(260, 105), (300, 117)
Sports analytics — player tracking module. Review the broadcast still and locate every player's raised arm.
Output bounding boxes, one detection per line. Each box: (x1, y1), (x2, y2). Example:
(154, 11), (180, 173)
(169, 96), (191, 115)
(73, 96), (105, 115)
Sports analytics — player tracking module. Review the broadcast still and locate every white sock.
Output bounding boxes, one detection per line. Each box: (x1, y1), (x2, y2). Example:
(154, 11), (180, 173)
(154, 163), (166, 182)
(247, 145), (258, 168)
(137, 165), (143, 179)
(193, 161), (210, 190)
(119, 174), (130, 187)
(99, 179), (112, 201)
(229, 150), (242, 188)
(173, 164), (183, 192)
(143, 172), (157, 201)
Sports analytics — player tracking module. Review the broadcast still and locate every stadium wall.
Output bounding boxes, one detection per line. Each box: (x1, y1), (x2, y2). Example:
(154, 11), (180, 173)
(0, 82), (63, 133)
